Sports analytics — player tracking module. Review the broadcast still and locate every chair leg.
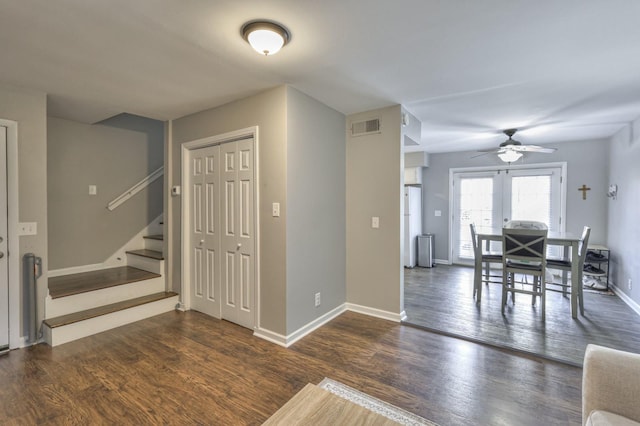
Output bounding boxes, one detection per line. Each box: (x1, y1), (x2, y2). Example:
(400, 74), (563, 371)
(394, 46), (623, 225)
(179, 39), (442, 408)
(510, 272), (516, 304)
(532, 276), (538, 306)
(541, 280), (546, 321)
(502, 270), (508, 315)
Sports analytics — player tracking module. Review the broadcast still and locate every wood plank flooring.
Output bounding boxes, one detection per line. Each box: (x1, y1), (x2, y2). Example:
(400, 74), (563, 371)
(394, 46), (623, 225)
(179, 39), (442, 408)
(48, 266), (160, 299)
(404, 264), (640, 366)
(0, 310), (582, 425)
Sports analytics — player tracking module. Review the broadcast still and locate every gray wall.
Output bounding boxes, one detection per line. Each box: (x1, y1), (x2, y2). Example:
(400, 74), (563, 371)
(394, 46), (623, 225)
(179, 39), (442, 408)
(48, 116), (164, 269)
(285, 87), (346, 334)
(170, 86), (288, 335)
(422, 138), (610, 261)
(608, 119), (640, 305)
(0, 83), (48, 338)
(346, 105), (404, 315)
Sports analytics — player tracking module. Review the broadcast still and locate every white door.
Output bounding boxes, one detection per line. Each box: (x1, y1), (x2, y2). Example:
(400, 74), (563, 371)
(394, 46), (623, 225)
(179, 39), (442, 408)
(220, 139), (255, 329)
(0, 127), (8, 350)
(187, 137), (255, 329)
(189, 144), (221, 318)
(452, 165), (564, 264)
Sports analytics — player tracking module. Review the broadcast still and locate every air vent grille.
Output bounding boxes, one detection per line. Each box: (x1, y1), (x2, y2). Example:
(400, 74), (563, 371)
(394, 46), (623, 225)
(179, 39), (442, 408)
(351, 118), (381, 136)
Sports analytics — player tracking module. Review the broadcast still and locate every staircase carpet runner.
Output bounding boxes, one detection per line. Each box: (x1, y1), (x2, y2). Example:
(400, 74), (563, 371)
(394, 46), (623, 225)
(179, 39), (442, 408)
(48, 266), (161, 299)
(44, 291), (178, 328)
(126, 249), (164, 260)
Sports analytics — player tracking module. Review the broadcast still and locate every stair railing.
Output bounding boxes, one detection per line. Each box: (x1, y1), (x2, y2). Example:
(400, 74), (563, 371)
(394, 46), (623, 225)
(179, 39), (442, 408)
(107, 166), (164, 211)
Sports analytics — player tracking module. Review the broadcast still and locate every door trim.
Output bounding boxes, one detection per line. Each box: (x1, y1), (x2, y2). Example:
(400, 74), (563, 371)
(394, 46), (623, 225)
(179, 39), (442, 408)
(0, 120), (19, 349)
(180, 126), (260, 329)
(448, 161), (567, 265)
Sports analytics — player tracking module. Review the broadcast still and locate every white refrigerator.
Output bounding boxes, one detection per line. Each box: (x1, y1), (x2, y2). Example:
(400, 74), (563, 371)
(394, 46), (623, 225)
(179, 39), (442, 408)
(404, 186), (422, 268)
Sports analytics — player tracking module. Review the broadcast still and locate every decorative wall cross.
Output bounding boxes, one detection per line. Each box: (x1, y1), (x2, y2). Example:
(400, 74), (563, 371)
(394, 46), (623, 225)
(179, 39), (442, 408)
(578, 184), (591, 200)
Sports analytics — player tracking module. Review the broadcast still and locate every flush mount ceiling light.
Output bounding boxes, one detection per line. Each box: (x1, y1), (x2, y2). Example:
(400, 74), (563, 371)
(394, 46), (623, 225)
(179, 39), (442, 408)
(242, 21), (290, 56)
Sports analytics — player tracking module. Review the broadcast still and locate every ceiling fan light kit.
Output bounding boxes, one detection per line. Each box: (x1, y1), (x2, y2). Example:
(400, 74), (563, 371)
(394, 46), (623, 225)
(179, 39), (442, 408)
(498, 150), (523, 163)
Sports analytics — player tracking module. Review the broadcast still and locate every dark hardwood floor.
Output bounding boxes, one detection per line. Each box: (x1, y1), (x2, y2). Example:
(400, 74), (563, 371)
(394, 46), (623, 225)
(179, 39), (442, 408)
(404, 264), (640, 366)
(0, 310), (582, 425)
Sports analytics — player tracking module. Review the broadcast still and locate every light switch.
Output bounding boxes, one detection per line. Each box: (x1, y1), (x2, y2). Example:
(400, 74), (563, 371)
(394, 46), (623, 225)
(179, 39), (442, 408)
(89, 185), (97, 195)
(435, 210), (442, 217)
(18, 222), (37, 236)
(371, 216), (380, 228)
(272, 202), (280, 217)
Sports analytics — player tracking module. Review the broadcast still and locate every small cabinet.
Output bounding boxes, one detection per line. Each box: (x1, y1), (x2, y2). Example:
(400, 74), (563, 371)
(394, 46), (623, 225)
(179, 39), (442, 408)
(404, 167), (422, 185)
(583, 245), (610, 291)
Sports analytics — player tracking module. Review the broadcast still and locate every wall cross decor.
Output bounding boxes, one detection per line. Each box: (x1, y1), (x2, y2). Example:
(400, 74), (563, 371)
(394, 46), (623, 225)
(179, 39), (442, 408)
(578, 184), (591, 200)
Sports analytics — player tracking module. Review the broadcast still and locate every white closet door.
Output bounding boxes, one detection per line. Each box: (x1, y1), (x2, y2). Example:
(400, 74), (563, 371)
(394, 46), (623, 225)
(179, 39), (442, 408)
(220, 138), (255, 329)
(0, 127), (8, 349)
(188, 144), (221, 318)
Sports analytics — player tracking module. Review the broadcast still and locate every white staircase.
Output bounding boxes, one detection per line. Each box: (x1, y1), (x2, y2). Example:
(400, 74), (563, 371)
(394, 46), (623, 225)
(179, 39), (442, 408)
(43, 233), (177, 347)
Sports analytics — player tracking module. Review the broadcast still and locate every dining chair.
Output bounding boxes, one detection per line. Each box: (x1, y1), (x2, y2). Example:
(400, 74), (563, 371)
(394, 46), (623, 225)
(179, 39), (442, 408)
(504, 220), (548, 230)
(501, 227), (548, 320)
(546, 226), (591, 315)
(470, 223), (502, 302)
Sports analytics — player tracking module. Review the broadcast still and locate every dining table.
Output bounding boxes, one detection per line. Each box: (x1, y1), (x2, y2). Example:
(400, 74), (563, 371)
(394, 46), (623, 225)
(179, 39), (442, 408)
(474, 228), (582, 318)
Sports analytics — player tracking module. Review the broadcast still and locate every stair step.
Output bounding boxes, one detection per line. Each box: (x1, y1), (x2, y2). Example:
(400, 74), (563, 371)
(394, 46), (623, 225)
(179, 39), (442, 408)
(43, 292), (178, 347)
(48, 266), (160, 299)
(44, 292), (178, 328)
(126, 249), (164, 260)
(143, 234), (164, 241)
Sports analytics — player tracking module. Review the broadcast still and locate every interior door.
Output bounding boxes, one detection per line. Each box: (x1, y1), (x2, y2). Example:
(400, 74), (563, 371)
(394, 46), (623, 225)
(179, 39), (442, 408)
(452, 166), (564, 264)
(220, 138), (255, 329)
(189, 144), (221, 318)
(187, 137), (255, 329)
(0, 126), (9, 350)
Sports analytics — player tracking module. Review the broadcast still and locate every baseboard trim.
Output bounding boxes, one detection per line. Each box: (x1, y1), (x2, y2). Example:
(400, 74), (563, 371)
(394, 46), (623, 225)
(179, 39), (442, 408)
(254, 304), (347, 348)
(254, 303), (405, 348)
(610, 283), (640, 317)
(346, 303), (406, 322)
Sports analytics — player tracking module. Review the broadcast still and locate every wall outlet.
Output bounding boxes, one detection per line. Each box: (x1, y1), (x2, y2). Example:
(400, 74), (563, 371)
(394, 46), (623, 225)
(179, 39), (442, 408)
(314, 292), (321, 307)
(88, 185), (97, 195)
(629, 279), (633, 290)
(371, 216), (380, 228)
(18, 222), (37, 236)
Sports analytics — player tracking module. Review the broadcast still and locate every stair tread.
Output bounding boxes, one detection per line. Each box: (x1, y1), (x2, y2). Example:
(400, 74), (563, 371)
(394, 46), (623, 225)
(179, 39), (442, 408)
(143, 234), (164, 241)
(126, 249), (164, 260)
(44, 291), (178, 328)
(49, 266), (161, 299)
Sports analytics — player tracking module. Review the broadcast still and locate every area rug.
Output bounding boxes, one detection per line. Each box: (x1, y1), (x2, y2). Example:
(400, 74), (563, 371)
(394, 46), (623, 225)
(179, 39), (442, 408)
(318, 378), (437, 426)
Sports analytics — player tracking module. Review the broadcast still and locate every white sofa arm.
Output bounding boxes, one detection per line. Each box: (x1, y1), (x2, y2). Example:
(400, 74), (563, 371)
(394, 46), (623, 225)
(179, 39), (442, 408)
(583, 344), (640, 425)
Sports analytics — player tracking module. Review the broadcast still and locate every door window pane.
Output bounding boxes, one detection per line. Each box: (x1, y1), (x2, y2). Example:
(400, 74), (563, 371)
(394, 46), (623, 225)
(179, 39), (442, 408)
(510, 175), (552, 229)
(458, 177), (494, 259)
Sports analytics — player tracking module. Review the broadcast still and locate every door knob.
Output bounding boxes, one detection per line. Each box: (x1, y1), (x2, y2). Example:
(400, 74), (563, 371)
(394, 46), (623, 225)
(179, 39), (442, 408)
(200, 239), (205, 245)
(0, 236), (3, 242)
(236, 243), (242, 250)
(0, 252), (4, 259)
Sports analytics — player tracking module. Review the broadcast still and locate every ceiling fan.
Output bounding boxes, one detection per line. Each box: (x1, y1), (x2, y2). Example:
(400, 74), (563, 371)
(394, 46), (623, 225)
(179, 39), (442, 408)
(476, 129), (557, 163)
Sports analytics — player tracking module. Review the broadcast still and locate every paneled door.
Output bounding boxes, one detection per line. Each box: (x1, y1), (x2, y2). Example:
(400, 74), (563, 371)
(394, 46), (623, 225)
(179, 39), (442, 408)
(220, 138), (255, 329)
(187, 137), (255, 329)
(0, 126), (9, 350)
(188, 144), (221, 318)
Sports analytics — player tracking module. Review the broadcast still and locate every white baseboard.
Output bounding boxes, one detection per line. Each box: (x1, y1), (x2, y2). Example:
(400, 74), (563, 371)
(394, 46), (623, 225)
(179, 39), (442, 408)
(435, 259), (449, 265)
(610, 283), (640, 317)
(254, 303), (405, 348)
(254, 304), (347, 348)
(345, 303), (406, 322)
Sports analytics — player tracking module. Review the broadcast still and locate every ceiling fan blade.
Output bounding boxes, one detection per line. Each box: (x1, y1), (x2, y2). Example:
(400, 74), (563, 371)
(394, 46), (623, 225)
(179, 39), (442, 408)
(511, 145), (557, 153)
(470, 151), (494, 158)
(476, 147), (504, 153)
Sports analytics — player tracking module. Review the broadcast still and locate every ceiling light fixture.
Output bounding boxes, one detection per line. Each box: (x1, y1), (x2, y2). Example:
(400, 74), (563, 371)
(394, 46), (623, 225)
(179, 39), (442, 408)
(498, 149), (523, 163)
(242, 21), (290, 56)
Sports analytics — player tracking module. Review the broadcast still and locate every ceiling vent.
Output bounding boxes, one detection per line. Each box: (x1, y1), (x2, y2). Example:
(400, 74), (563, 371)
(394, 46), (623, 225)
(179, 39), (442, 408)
(350, 118), (381, 137)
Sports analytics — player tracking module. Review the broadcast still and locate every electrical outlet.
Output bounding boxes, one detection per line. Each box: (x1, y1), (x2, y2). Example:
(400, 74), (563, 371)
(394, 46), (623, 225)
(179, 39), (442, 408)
(629, 279), (633, 290)
(314, 292), (321, 307)
(371, 216), (380, 228)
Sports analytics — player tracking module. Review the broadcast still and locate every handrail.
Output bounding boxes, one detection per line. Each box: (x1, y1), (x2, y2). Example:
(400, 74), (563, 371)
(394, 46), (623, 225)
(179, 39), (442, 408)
(107, 166), (164, 211)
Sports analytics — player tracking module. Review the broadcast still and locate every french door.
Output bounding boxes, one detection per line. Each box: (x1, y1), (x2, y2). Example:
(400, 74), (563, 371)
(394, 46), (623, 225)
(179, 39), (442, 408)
(452, 165), (565, 264)
(186, 137), (256, 329)
(0, 127), (8, 350)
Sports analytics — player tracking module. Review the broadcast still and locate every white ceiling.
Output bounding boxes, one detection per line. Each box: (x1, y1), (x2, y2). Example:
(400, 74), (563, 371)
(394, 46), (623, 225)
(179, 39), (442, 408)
(2, 0), (640, 153)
